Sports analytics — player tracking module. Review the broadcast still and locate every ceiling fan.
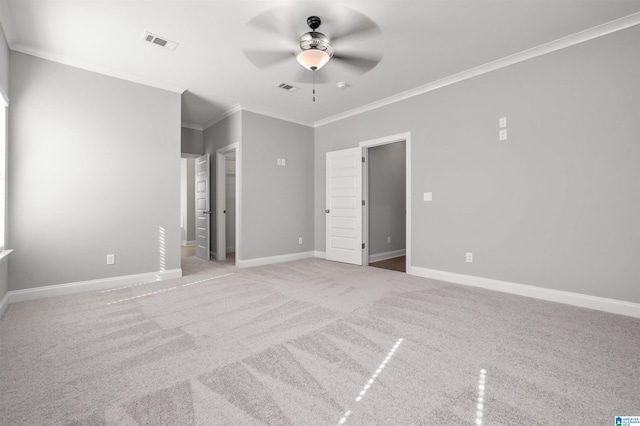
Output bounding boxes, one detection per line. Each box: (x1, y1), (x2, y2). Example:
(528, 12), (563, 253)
(242, 7), (383, 91)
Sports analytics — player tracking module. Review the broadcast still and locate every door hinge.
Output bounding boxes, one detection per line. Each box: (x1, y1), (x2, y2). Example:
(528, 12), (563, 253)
(362, 243), (365, 249)
(362, 200), (365, 206)
(362, 156), (365, 163)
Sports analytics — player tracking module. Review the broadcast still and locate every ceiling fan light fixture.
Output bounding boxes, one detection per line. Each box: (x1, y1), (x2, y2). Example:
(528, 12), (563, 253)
(296, 49), (331, 71)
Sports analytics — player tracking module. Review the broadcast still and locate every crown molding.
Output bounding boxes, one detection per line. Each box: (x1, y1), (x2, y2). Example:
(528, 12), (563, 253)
(241, 105), (313, 128)
(181, 122), (204, 131)
(202, 103), (314, 130)
(11, 44), (188, 94)
(314, 11), (640, 128)
(202, 103), (242, 130)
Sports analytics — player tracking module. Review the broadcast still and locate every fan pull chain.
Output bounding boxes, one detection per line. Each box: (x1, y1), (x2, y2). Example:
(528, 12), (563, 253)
(312, 70), (316, 102)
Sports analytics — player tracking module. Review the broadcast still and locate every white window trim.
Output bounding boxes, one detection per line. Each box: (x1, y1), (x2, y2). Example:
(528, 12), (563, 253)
(0, 248), (12, 263)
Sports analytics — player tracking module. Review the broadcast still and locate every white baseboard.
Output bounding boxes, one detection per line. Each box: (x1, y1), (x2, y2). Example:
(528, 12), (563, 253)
(314, 251), (326, 259)
(237, 251), (315, 268)
(0, 291), (9, 319)
(181, 240), (196, 247)
(6, 269), (183, 305)
(369, 249), (406, 263)
(409, 266), (640, 319)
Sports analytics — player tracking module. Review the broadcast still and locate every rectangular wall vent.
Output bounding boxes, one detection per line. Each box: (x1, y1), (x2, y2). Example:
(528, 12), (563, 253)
(143, 31), (178, 51)
(277, 82), (298, 92)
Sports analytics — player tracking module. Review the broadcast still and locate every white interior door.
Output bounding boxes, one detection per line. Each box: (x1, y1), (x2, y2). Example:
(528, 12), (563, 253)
(325, 147), (363, 265)
(195, 154), (211, 260)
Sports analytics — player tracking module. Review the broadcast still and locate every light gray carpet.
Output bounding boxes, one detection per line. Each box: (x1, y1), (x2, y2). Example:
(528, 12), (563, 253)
(1, 256), (638, 425)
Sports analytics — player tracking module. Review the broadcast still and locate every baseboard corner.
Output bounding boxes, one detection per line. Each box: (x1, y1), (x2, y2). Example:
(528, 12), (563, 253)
(369, 249), (406, 263)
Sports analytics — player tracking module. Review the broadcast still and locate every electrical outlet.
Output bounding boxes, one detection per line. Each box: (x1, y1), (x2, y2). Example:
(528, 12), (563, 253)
(388, 236), (391, 243)
(466, 253), (473, 263)
(277, 158), (282, 166)
(298, 237), (303, 245)
(499, 117), (507, 128)
(423, 192), (433, 201)
(499, 129), (507, 141)
(282, 158), (286, 166)
(106, 254), (115, 265)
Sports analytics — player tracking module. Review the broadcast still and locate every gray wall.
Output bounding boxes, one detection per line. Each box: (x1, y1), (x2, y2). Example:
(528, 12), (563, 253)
(180, 158), (196, 244)
(8, 52), (181, 291)
(0, 25), (8, 303)
(368, 141), (406, 256)
(242, 111), (314, 260)
(203, 111), (241, 257)
(315, 25), (640, 303)
(0, 23), (8, 100)
(181, 126), (203, 156)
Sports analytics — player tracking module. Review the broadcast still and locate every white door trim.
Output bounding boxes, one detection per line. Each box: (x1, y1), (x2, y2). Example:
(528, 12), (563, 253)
(216, 142), (239, 263)
(359, 132), (411, 271)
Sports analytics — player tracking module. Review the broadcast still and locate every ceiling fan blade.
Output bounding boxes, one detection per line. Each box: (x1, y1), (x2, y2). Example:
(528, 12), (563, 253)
(332, 52), (383, 74)
(247, 9), (300, 42)
(330, 12), (380, 44)
(242, 49), (295, 69)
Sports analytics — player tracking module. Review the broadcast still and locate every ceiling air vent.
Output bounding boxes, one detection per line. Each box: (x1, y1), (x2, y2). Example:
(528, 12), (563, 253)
(276, 82), (298, 92)
(142, 31), (178, 51)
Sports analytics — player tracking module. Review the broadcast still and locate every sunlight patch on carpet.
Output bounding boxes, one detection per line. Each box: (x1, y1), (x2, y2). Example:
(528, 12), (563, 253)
(106, 273), (234, 305)
(336, 337), (404, 425)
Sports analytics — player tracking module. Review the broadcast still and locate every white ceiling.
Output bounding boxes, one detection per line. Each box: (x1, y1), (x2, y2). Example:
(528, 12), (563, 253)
(1, 1), (640, 128)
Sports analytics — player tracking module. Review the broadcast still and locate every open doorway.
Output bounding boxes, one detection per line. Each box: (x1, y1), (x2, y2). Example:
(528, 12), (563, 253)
(364, 141), (406, 272)
(360, 132), (411, 273)
(180, 156), (197, 259)
(366, 141), (406, 272)
(223, 152), (236, 262)
(216, 143), (239, 264)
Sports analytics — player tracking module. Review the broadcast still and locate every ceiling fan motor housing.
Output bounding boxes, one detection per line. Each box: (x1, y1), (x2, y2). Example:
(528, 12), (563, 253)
(299, 31), (333, 56)
(299, 16), (334, 57)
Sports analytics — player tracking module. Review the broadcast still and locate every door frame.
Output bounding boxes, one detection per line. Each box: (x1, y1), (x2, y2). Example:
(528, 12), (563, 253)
(216, 142), (240, 263)
(359, 132), (411, 270)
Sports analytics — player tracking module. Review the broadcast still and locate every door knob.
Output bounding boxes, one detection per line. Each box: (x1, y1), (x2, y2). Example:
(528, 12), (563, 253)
(203, 210), (212, 214)
(325, 209), (330, 213)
